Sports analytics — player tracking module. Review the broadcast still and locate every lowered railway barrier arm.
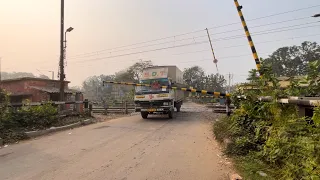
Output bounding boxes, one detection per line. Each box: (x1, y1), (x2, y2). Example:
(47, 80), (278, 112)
(102, 81), (231, 97)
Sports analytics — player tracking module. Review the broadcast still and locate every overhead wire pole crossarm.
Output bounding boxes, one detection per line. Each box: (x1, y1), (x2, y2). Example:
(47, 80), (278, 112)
(102, 81), (230, 97)
(234, 0), (262, 75)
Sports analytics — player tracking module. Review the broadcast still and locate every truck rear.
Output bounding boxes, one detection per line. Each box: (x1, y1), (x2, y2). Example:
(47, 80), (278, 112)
(134, 66), (185, 119)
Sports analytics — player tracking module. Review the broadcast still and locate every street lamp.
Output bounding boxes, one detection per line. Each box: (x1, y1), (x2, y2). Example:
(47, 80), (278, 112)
(59, 26), (73, 105)
(64, 27), (74, 49)
(63, 27), (73, 72)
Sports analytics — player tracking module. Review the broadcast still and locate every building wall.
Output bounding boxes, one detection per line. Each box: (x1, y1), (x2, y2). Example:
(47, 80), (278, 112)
(1, 78), (85, 112)
(1, 79), (69, 102)
(32, 91), (50, 102)
(1, 81), (26, 94)
(26, 80), (69, 89)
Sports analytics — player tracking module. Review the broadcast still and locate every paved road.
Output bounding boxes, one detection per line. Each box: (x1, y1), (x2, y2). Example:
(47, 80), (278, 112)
(0, 103), (233, 180)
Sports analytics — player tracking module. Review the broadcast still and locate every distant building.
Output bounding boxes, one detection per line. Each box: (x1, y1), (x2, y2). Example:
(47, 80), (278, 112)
(237, 76), (309, 92)
(276, 76), (309, 89)
(0, 77), (83, 104)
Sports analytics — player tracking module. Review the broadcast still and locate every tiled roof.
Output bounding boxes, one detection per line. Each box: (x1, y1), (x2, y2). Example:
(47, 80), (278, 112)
(9, 92), (33, 96)
(29, 86), (81, 94)
(1, 77), (70, 83)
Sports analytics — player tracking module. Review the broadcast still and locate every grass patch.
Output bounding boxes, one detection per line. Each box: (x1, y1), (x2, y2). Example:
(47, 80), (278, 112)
(213, 116), (232, 143)
(233, 154), (277, 180)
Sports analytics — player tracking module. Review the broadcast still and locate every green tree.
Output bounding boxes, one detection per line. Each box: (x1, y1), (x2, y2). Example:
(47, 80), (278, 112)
(82, 75), (115, 102)
(304, 60), (320, 96)
(204, 74), (226, 92)
(263, 41), (320, 76)
(114, 70), (135, 82)
(127, 60), (153, 82)
(81, 60), (153, 102)
(39, 74), (50, 79)
(183, 66), (206, 89)
(0, 88), (9, 120)
(183, 66), (226, 92)
(1, 72), (36, 80)
(247, 69), (259, 83)
(1, 72), (53, 80)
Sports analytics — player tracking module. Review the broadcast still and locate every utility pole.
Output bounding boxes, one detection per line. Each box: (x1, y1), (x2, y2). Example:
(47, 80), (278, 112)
(59, 0), (65, 103)
(228, 72), (231, 93)
(0, 57), (2, 86)
(205, 28), (219, 73)
(231, 73), (234, 90)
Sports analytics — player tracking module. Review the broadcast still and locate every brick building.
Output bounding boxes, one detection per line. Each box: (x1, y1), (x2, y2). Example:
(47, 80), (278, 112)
(0, 77), (83, 104)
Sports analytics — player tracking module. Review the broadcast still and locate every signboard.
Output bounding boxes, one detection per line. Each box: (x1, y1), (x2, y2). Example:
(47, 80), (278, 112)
(141, 67), (168, 80)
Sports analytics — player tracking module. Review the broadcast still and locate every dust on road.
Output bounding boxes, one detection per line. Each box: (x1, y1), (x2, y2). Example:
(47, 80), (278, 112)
(0, 102), (233, 180)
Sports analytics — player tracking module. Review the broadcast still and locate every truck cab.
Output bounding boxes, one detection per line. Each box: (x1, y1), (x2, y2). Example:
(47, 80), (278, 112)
(134, 66), (184, 119)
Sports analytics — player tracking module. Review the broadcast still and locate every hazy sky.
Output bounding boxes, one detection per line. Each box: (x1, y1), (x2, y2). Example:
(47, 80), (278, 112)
(1, 0), (320, 86)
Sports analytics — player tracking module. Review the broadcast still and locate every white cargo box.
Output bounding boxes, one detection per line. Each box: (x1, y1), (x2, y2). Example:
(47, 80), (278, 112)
(141, 66), (184, 84)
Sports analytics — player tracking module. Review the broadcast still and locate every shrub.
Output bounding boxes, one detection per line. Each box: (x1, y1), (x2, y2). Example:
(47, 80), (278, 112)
(0, 97), (58, 143)
(213, 116), (232, 143)
(213, 61), (320, 179)
(10, 103), (58, 131)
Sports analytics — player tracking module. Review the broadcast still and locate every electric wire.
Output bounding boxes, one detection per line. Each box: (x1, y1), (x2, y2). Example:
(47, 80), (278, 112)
(68, 4), (320, 59)
(68, 20), (320, 60)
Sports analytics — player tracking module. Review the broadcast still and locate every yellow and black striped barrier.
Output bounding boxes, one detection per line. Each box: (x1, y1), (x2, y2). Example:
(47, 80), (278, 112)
(102, 81), (230, 97)
(234, 0), (262, 76)
(190, 96), (215, 98)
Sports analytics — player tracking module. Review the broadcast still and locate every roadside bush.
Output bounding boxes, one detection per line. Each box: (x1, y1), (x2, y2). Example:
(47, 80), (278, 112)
(0, 94), (58, 143)
(213, 116), (232, 143)
(213, 61), (320, 179)
(10, 103), (58, 131)
(0, 89), (22, 143)
(215, 102), (320, 179)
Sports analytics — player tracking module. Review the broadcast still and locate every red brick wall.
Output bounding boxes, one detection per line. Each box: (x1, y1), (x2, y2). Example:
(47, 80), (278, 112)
(31, 91), (50, 102)
(79, 93), (84, 112)
(26, 80), (68, 89)
(1, 79), (69, 102)
(1, 81), (26, 94)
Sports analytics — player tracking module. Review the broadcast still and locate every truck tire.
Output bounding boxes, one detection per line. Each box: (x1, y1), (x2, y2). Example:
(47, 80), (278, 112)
(168, 110), (173, 119)
(141, 112), (148, 119)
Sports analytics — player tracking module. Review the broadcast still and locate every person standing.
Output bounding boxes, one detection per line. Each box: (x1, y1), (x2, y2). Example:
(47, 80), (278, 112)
(225, 96), (232, 116)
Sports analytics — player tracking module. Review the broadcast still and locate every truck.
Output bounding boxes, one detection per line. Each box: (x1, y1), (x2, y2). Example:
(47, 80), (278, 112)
(134, 66), (186, 119)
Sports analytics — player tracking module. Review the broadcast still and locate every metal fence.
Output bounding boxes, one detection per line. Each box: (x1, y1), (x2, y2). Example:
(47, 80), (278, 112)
(7, 100), (136, 115)
(91, 102), (135, 114)
(206, 103), (235, 114)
